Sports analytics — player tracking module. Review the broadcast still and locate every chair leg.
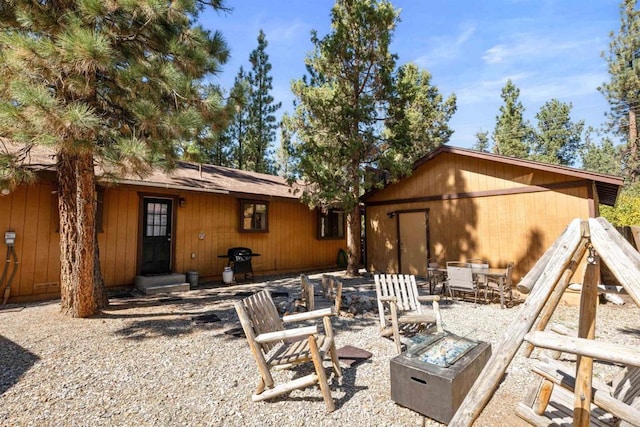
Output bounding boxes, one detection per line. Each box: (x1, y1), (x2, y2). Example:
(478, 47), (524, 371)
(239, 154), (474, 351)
(328, 342), (343, 379)
(256, 377), (266, 395)
(308, 335), (335, 412)
(390, 302), (402, 354)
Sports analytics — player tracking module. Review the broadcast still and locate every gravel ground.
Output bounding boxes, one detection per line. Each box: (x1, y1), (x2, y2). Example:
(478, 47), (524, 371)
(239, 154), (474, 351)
(1, 270), (639, 427)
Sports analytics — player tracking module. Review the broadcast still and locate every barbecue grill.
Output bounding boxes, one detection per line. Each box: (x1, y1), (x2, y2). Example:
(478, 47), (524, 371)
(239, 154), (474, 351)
(220, 247), (259, 282)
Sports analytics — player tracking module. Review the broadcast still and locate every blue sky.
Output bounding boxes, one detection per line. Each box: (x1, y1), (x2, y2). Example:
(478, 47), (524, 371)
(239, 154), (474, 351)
(200, 0), (620, 150)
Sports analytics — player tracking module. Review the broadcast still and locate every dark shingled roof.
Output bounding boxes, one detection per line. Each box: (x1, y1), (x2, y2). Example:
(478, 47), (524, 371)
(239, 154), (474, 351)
(4, 142), (300, 200)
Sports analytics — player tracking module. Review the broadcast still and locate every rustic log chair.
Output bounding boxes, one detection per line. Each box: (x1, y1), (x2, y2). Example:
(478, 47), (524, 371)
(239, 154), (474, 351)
(374, 274), (444, 354)
(516, 329), (640, 426)
(300, 274), (315, 311)
(299, 274), (342, 313)
(321, 274), (342, 313)
(234, 290), (342, 412)
(517, 356), (640, 426)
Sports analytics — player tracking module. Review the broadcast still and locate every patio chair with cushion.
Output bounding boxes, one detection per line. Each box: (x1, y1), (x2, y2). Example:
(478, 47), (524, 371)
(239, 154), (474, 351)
(374, 274), (443, 354)
(234, 290), (342, 412)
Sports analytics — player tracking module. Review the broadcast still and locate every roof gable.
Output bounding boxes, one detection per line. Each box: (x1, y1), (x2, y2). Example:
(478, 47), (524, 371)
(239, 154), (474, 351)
(363, 145), (623, 206)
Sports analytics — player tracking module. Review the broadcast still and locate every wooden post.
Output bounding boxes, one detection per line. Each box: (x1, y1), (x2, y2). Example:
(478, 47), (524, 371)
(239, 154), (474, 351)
(523, 239), (588, 358)
(573, 252), (599, 426)
(449, 218), (583, 427)
(590, 218), (640, 307)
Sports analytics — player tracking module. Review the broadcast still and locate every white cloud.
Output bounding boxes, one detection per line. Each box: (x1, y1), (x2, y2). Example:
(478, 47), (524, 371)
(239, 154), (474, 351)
(455, 73), (533, 105)
(520, 72), (608, 103)
(412, 23), (476, 67)
(264, 20), (309, 44)
(481, 32), (602, 66)
(482, 45), (508, 64)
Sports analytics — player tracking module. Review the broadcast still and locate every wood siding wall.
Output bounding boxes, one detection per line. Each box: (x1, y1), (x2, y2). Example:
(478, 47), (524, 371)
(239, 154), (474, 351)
(1, 180), (345, 302)
(365, 152), (593, 282)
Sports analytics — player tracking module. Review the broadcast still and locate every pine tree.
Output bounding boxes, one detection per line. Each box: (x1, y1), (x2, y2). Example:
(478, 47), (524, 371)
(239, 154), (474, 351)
(530, 99), (584, 166)
(492, 79), (532, 158)
(599, 0), (640, 182)
(386, 63), (456, 164)
(184, 83), (235, 165)
(581, 128), (623, 175)
(221, 67), (250, 169)
(246, 30), (281, 174)
(284, 0), (400, 275)
(284, 0), (455, 275)
(0, 0), (229, 317)
(472, 131), (490, 152)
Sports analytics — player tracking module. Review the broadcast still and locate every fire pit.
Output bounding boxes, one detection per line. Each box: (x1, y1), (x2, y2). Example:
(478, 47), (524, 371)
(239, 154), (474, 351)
(390, 332), (491, 424)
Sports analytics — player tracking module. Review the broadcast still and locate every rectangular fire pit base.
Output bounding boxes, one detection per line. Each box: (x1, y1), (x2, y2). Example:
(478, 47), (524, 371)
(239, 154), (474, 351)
(390, 337), (491, 424)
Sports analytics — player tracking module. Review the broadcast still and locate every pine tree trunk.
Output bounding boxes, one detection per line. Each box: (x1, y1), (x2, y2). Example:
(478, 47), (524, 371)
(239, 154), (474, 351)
(629, 108), (638, 183)
(57, 151), (102, 317)
(345, 205), (361, 276)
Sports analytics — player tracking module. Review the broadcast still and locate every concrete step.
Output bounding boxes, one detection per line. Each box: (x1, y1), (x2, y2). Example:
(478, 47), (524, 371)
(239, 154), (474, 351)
(143, 283), (190, 295)
(135, 274), (189, 295)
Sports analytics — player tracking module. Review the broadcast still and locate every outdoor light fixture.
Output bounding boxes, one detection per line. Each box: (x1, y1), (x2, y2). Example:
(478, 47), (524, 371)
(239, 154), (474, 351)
(0, 188), (10, 196)
(387, 211), (396, 219)
(179, 197), (186, 207)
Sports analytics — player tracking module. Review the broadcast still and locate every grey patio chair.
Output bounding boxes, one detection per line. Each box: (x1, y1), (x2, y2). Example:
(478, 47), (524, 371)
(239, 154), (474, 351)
(446, 261), (484, 305)
(486, 261), (515, 305)
(468, 258), (490, 292)
(427, 258), (447, 295)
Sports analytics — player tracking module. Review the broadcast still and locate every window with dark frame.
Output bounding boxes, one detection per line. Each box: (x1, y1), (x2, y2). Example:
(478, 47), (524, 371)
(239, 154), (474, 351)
(318, 209), (344, 239)
(240, 200), (268, 232)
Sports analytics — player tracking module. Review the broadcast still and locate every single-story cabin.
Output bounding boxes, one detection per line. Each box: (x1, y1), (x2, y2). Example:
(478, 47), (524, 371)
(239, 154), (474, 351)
(0, 145), (346, 303)
(362, 145), (624, 284)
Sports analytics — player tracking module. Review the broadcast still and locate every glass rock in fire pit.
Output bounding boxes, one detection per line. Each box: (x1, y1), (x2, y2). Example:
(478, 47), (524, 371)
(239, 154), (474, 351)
(405, 332), (478, 368)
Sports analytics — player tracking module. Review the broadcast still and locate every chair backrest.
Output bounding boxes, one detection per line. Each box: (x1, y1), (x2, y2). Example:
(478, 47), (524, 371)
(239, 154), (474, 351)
(446, 262), (475, 290)
(235, 290), (284, 354)
(321, 274), (343, 313)
(427, 258), (440, 269)
(468, 258), (489, 285)
(504, 261), (515, 288)
(468, 258), (489, 275)
(300, 274), (315, 311)
(374, 274), (423, 328)
(611, 366), (640, 409)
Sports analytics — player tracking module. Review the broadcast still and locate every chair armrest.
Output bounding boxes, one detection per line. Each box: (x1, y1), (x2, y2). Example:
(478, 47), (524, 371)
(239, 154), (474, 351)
(282, 307), (334, 323)
(254, 325), (318, 344)
(417, 295), (440, 303)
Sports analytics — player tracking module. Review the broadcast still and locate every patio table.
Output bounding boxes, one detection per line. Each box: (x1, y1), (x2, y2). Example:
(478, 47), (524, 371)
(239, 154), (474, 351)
(430, 264), (510, 308)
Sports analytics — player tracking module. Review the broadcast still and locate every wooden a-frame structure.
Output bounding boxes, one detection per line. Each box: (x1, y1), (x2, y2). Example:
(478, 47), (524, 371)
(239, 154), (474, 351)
(449, 217), (640, 426)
